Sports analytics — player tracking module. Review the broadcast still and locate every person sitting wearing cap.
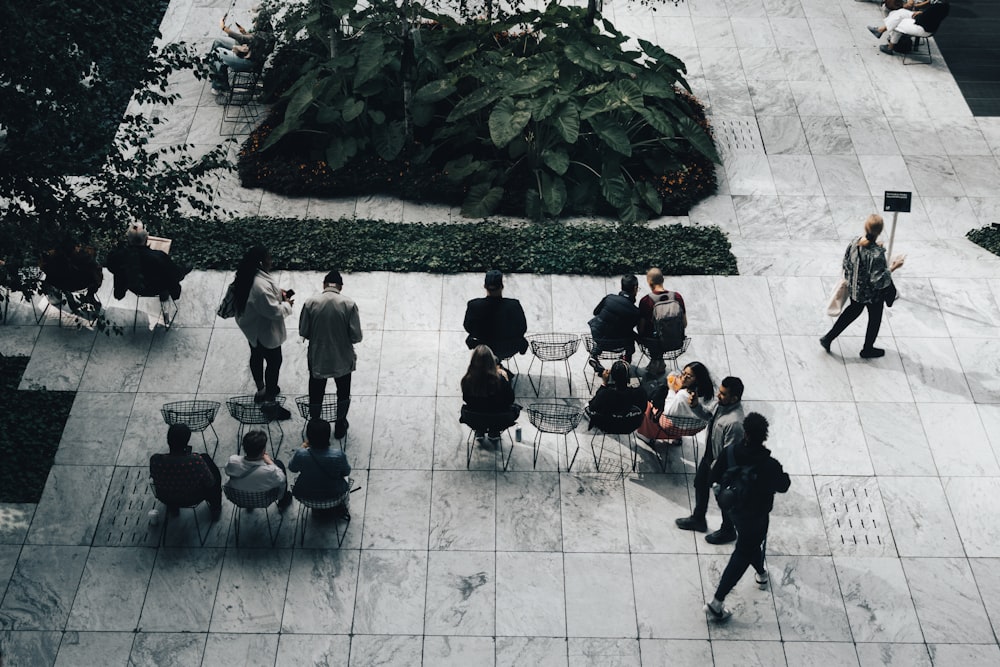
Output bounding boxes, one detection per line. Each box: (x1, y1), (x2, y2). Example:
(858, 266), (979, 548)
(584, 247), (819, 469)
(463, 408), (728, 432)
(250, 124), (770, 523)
(106, 222), (189, 302)
(463, 269), (529, 362)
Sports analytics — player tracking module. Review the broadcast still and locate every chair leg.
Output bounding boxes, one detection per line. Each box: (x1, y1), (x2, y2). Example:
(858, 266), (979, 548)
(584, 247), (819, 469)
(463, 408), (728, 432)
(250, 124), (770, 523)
(499, 430), (514, 472)
(563, 358), (574, 395)
(233, 506), (241, 548)
(298, 504), (308, 547)
(527, 356), (542, 397)
(267, 504), (285, 547)
(532, 430), (543, 470)
(207, 423), (220, 459)
(565, 430), (582, 473)
(466, 429), (475, 469)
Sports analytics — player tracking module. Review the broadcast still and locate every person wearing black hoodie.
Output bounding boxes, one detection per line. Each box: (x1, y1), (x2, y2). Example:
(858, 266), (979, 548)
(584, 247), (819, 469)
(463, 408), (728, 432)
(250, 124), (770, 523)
(704, 412), (791, 622)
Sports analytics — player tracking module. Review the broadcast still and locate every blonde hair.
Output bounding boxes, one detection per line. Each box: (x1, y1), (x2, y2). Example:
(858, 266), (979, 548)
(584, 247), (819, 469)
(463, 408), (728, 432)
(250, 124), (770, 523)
(860, 214), (884, 247)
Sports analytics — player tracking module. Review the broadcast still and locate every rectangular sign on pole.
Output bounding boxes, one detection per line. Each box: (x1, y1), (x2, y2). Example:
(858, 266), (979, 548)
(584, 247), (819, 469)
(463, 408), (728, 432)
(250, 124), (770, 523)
(883, 191), (912, 213)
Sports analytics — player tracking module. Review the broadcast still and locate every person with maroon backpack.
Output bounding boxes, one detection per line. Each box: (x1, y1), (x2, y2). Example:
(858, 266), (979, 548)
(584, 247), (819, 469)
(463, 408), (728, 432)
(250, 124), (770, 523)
(637, 268), (687, 378)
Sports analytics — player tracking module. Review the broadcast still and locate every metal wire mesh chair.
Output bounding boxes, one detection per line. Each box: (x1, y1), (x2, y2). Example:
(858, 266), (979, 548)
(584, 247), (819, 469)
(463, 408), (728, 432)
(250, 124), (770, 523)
(460, 407), (518, 471)
(637, 411), (707, 473)
(293, 395), (344, 447)
(526, 401), (585, 471)
(160, 400), (221, 457)
(149, 480), (209, 547)
(226, 395), (286, 456)
(221, 68), (264, 136)
(638, 336), (692, 374)
(585, 407), (645, 474)
(581, 334), (629, 393)
(295, 478), (353, 548)
(223, 484), (286, 547)
(525, 333), (581, 397)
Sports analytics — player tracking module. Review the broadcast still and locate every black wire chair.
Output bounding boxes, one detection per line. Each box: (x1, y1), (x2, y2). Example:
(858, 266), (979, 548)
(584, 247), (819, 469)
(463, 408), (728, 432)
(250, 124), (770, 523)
(582, 334), (629, 393)
(526, 401), (585, 471)
(223, 484), (286, 547)
(293, 395), (344, 448)
(226, 395), (286, 456)
(525, 333), (581, 397)
(160, 400), (221, 457)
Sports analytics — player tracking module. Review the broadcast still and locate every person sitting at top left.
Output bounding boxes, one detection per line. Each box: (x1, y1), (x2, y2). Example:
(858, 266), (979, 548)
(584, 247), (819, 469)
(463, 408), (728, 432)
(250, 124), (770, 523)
(39, 235), (104, 313)
(208, 4), (276, 94)
(106, 222), (188, 303)
(463, 269), (529, 363)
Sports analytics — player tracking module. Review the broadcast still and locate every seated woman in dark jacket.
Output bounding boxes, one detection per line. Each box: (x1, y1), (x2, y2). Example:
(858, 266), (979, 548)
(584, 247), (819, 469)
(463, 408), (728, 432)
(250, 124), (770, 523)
(460, 344), (517, 443)
(586, 361), (647, 431)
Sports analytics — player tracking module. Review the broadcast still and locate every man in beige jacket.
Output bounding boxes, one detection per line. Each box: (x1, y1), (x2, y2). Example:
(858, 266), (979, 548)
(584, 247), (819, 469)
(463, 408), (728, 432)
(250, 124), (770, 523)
(299, 271), (363, 439)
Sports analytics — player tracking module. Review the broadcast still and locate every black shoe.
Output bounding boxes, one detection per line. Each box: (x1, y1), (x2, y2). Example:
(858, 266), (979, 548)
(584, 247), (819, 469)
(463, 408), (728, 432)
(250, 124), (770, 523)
(860, 347), (885, 359)
(675, 515), (708, 532)
(879, 44), (896, 56)
(867, 25), (881, 39)
(588, 357), (605, 375)
(705, 528), (737, 545)
(261, 403), (292, 421)
(334, 419), (349, 440)
(819, 336), (832, 353)
(253, 388), (267, 403)
(277, 491), (293, 511)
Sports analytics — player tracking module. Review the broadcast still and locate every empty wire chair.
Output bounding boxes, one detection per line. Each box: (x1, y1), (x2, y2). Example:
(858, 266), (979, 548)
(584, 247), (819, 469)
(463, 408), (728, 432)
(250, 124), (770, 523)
(525, 333), (581, 397)
(226, 395), (286, 456)
(526, 401), (585, 471)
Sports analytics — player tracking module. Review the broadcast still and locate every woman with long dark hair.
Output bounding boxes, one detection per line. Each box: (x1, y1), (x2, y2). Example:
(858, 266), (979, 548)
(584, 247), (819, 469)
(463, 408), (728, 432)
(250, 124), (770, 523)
(234, 245), (293, 402)
(821, 214), (905, 358)
(639, 360), (715, 445)
(461, 344), (516, 444)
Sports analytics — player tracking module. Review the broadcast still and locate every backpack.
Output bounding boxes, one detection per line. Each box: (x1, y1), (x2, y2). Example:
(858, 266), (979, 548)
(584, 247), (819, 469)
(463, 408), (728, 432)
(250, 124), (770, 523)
(714, 446), (759, 512)
(652, 291), (685, 350)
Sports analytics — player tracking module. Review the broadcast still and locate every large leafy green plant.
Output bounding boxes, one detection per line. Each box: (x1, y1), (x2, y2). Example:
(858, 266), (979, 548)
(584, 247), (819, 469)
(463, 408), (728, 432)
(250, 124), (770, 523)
(256, 0), (718, 222)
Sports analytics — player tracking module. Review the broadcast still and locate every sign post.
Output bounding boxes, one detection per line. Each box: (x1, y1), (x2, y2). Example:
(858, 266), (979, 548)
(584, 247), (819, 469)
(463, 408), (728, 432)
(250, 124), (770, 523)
(882, 191), (911, 263)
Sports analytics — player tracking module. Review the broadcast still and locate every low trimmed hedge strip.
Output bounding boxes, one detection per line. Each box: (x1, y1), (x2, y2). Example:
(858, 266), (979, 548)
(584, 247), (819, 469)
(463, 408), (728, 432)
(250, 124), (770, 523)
(161, 217), (738, 276)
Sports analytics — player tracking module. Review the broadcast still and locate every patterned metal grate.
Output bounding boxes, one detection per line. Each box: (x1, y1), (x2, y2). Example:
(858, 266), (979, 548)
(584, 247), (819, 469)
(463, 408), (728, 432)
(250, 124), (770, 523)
(94, 466), (161, 547)
(817, 477), (894, 556)
(712, 117), (765, 155)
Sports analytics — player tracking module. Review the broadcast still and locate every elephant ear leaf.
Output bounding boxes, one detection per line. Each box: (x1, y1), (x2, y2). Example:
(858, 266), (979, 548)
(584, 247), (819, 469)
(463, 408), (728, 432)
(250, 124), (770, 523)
(488, 97), (531, 148)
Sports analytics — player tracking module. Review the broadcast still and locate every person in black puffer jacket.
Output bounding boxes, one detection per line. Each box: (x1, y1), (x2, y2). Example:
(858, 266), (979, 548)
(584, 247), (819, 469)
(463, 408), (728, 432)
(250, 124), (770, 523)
(587, 274), (640, 374)
(704, 412), (791, 622)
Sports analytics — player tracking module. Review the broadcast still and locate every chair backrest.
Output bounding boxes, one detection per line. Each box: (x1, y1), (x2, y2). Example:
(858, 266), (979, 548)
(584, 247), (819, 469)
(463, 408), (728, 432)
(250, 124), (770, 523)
(149, 479), (204, 509)
(224, 484), (282, 509)
(916, 2), (949, 34)
(460, 405), (519, 431)
(295, 488), (350, 510)
(589, 407), (644, 434)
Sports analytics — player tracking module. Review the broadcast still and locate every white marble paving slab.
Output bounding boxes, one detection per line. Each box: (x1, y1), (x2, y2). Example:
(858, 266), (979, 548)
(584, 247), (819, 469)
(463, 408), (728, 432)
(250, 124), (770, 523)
(496, 636), (568, 667)
(896, 337), (973, 404)
(902, 556), (994, 643)
(783, 641), (860, 667)
(26, 465), (114, 546)
(953, 338), (1000, 403)
(18, 326), (96, 391)
(361, 469), (431, 550)
(209, 547), (292, 633)
(495, 472), (563, 552)
(944, 476), (1000, 558)
(347, 635), (421, 667)
(919, 403), (999, 476)
(770, 555), (852, 641)
(429, 470), (495, 551)
(835, 556), (923, 642)
(369, 395), (435, 470)
(797, 403), (873, 476)
(377, 330), (440, 396)
(784, 334), (855, 402)
(927, 643), (1000, 667)
(564, 552), (637, 638)
(67, 547), (157, 631)
(275, 634), (351, 667)
(880, 477), (964, 557)
(129, 632), (205, 667)
(280, 548), (359, 634)
(383, 273), (442, 331)
(632, 553), (709, 639)
(353, 549), (428, 635)
(202, 633), (278, 667)
(624, 475), (698, 553)
(424, 550), (495, 636)
(724, 334), (794, 401)
(495, 551), (565, 637)
(559, 473), (629, 553)
(54, 631), (133, 667)
(855, 642), (932, 667)
(0, 545), (89, 630)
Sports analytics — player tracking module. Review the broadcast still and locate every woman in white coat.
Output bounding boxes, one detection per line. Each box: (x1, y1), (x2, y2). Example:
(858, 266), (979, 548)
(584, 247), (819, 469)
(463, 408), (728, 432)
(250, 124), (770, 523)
(233, 245), (293, 402)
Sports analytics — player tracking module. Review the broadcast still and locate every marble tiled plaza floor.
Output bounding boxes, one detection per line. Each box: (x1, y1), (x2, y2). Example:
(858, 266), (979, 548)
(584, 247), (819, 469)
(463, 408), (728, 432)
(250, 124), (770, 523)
(3, 0), (1000, 665)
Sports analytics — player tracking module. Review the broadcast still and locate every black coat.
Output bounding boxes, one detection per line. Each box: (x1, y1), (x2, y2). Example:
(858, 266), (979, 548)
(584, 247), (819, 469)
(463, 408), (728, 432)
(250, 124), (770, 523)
(588, 291), (639, 344)
(710, 442), (791, 515)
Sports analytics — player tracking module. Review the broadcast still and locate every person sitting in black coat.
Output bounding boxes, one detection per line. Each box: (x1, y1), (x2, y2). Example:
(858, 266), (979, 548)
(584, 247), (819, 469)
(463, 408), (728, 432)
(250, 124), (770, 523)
(586, 361), (647, 431)
(460, 344), (518, 445)
(463, 269), (529, 362)
(587, 274), (640, 374)
(106, 222), (188, 302)
(40, 236), (103, 313)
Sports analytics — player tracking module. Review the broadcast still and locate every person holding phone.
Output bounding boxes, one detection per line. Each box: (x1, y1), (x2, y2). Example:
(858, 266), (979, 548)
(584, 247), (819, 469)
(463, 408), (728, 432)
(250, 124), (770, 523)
(233, 245), (293, 404)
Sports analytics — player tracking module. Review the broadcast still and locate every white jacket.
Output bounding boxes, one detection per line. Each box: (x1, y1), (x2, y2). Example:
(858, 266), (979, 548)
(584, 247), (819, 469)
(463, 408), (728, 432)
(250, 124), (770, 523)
(236, 270), (292, 349)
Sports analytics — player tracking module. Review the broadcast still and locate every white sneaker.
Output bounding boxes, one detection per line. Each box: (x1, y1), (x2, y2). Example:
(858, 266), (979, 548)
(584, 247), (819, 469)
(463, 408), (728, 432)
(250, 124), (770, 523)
(704, 599), (732, 622)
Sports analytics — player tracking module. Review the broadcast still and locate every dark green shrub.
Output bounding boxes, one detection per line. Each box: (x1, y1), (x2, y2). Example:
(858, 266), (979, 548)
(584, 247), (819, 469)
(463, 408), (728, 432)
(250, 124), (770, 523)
(241, 1), (718, 222)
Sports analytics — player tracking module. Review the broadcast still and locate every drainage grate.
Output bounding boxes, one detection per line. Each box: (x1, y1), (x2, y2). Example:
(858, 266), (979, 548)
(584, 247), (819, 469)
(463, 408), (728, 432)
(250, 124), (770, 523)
(94, 466), (161, 547)
(712, 117), (765, 155)
(817, 477), (894, 556)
